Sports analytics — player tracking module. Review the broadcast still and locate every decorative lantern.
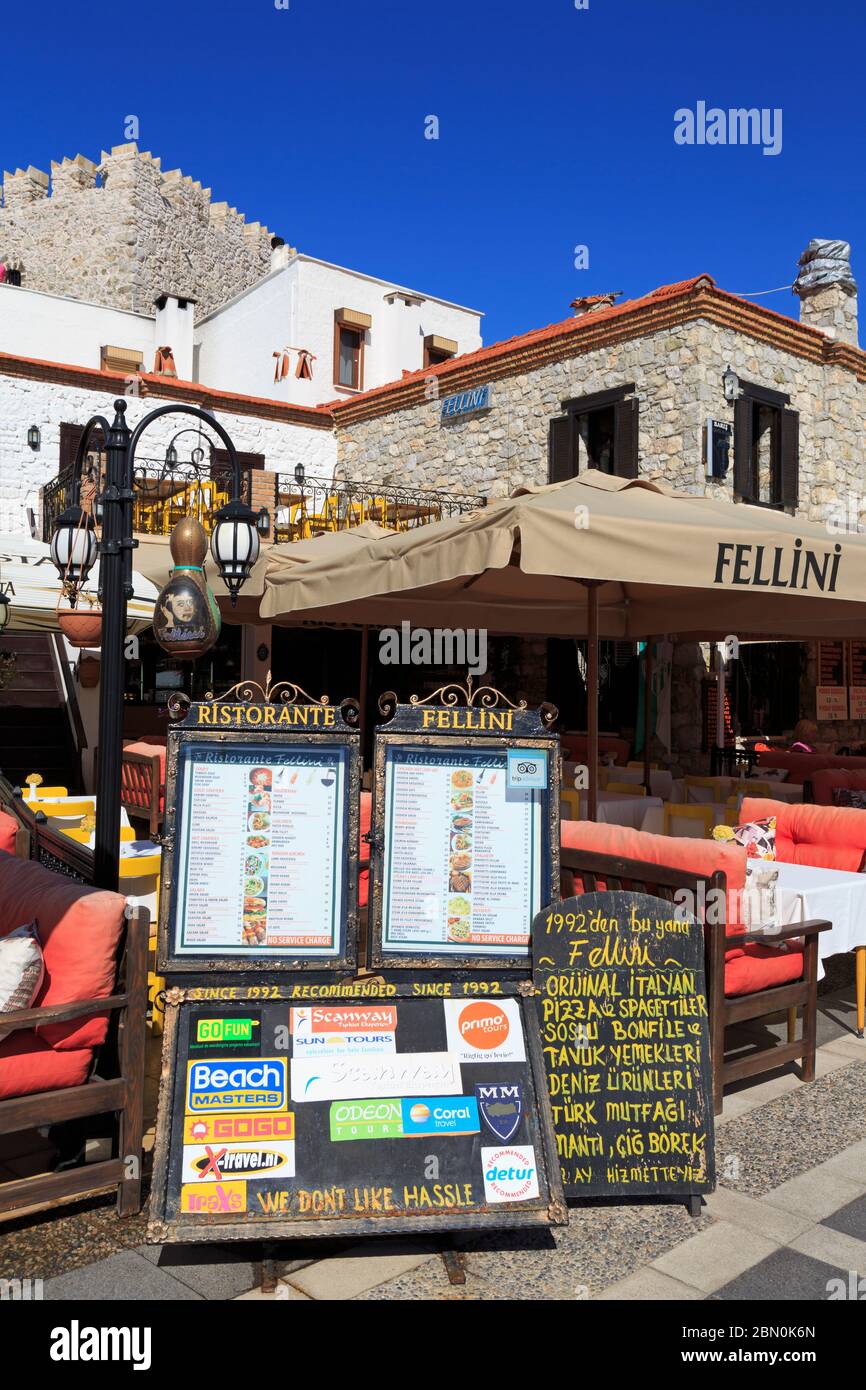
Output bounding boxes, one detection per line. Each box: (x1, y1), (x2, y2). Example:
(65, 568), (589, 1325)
(210, 496), (260, 606)
(153, 517), (221, 659)
(50, 505), (98, 588)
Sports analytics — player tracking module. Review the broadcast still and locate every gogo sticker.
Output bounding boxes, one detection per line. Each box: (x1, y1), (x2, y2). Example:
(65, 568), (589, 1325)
(475, 1083), (523, 1141)
(443, 999), (526, 1063)
(481, 1146), (539, 1204)
(181, 1140), (295, 1183)
(183, 1114), (294, 1144)
(186, 1058), (288, 1112)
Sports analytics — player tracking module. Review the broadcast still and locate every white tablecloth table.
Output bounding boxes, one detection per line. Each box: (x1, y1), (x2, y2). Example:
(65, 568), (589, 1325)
(563, 762), (674, 799)
(676, 777), (803, 805)
(561, 790), (664, 830)
(772, 860), (866, 981)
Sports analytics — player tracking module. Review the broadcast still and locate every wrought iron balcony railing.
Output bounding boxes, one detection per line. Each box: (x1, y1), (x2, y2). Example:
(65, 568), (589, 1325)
(41, 456), (253, 542)
(271, 474), (485, 543)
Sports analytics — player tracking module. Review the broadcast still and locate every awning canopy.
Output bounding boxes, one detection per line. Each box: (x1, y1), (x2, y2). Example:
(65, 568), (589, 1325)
(0, 533), (157, 635)
(260, 471), (866, 640)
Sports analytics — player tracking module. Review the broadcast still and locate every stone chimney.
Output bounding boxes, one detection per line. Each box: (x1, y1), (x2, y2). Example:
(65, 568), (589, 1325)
(569, 291), (622, 318)
(794, 239), (858, 346)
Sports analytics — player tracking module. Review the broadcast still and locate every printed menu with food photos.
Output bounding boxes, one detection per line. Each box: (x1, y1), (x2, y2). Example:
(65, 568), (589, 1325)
(381, 746), (543, 956)
(173, 745), (347, 957)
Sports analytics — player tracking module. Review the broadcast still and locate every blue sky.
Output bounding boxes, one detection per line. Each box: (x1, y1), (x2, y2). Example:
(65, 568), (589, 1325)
(3, 0), (864, 345)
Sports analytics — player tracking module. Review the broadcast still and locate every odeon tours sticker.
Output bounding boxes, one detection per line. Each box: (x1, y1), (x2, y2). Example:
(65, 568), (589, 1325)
(329, 1096), (480, 1141)
(443, 998), (526, 1063)
(481, 1146), (540, 1204)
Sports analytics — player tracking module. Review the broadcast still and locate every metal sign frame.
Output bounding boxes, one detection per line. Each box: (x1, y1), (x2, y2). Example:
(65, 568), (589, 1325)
(156, 681), (361, 975)
(367, 684), (560, 973)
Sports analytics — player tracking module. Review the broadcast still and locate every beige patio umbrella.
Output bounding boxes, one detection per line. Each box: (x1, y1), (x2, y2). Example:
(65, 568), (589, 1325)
(261, 471), (866, 815)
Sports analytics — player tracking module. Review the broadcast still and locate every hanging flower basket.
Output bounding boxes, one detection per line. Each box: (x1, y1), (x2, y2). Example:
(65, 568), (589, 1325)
(57, 606), (103, 649)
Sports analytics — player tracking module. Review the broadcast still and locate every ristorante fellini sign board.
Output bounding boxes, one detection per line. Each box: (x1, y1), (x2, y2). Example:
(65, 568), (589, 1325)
(156, 694), (362, 975)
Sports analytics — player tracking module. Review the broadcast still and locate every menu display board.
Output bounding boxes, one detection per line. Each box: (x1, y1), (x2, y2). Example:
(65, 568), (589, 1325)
(148, 988), (566, 1244)
(532, 891), (715, 1206)
(818, 640), (847, 721)
(848, 640), (866, 720)
(173, 744), (347, 958)
(157, 699), (361, 974)
(381, 746), (544, 957)
(368, 697), (560, 971)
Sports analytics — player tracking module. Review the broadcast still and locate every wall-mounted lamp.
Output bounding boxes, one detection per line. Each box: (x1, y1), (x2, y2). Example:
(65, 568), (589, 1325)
(294, 462), (306, 485)
(27, 425), (40, 451)
(256, 507), (270, 534)
(165, 444), (178, 466)
(722, 365), (739, 403)
(191, 447), (205, 466)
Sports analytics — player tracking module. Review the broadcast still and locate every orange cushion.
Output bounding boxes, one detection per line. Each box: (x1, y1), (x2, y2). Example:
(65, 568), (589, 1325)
(724, 942), (804, 997)
(560, 820), (747, 928)
(0, 852), (125, 1050)
(359, 792), (372, 908)
(742, 798), (866, 872)
(0, 811), (18, 855)
(0, 1029), (94, 1099)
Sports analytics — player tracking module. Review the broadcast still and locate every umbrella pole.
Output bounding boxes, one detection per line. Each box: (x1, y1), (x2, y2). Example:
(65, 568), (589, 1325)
(359, 625), (369, 768)
(587, 582), (599, 822)
(643, 638), (654, 793)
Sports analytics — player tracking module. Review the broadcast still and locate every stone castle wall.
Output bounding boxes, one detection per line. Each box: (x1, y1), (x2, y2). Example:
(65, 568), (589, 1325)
(0, 145), (275, 320)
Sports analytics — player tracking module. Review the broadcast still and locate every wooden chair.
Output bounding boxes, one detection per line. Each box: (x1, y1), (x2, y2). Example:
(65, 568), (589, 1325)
(0, 903), (149, 1219)
(29, 799), (95, 818)
(663, 803), (715, 838)
(120, 747), (164, 839)
(560, 845), (830, 1114)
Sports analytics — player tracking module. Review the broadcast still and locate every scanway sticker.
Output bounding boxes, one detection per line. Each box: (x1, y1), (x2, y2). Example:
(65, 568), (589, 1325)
(183, 1113), (295, 1144)
(476, 1082), (523, 1142)
(329, 1096), (480, 1141)
(180, 1180), (247, 1215)
(292, 1031), (396, 1058)
(186, 1058), (288, 1113)
(481, 1146), (540, 1204)
(291, 1005), (398, 1034)
(291, 1053), (461, 1103)
(443, 999), (526, 1064)
(181, 1140), (295, 1184)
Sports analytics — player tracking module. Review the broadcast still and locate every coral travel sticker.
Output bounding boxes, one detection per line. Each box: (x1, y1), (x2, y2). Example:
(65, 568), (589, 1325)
(481, 1146), (540, 1204)
(443, 998), (526, 1063)
(329, 1096), (480, 1141)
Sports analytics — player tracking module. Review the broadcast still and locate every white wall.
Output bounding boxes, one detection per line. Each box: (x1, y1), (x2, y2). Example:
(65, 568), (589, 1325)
(0, 372), (337, 536)
(0, 283), (158, 373)
(196, 254), (484, 407)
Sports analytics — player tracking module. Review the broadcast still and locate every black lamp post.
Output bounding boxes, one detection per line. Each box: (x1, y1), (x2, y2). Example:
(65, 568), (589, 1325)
(51, 398), (259, 889)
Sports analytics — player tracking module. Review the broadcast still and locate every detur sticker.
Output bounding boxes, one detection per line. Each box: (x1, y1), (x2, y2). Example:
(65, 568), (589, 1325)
(290, 1005), (397, 1034)
(181, 1140), (295, 1183)
(481, 1146), (540, 1204)
(443, 998), (526, 1063)
(185, 1058), (288, 1112)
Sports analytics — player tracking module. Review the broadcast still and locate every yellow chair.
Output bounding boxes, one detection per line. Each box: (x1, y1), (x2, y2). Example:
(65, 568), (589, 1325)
(682, 775), (725, 804)
(738, 781), (775, 799)
(596, 766), (610, 790)
(24, 784), (68, 799)
(723, 807), (740, 826)
(560, 789), (583, 820)
(662, 803), (715, 837)
(31, 799), (95, 817)
(607, 782), (646, 796)
(58, 824), (139, 846)
(118, 852), (161, 879)
(627, 761), (659, 770)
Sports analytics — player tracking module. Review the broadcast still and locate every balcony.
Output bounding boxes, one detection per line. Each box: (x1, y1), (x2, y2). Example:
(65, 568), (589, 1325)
(42, 461), (484, 543)
(271, 474), (485, 542)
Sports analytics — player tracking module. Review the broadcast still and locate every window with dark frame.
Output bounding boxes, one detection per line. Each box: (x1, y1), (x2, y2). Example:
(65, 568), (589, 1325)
(334, 323), (364, 390)
(548, 384), (638, 482)
(733, 381), (799, 511)
(423, 334), (458, 369)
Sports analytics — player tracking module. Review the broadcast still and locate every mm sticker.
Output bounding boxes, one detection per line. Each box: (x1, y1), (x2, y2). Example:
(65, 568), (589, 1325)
(179, 1181), (247, 1215)
(481, 1146), (540, 1204)
(475, 1083), (523, 1142)
(183, 1114), (295, 1144)
(291, 1005), (398, 1034)
(443, 999), (526, 1064)
(186, 1058), (288, 1113)
(181, 1140), (295, 1184)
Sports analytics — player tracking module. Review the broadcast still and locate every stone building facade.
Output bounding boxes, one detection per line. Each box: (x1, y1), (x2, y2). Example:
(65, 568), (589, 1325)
(329, 260), (866, 763)
(0, 145), (275, 319)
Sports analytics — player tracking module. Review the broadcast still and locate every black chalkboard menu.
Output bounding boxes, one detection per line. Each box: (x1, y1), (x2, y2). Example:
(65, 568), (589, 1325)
(148, 984), (566, 1244)
(532, 891), (715, 1206)
(818, 639), (846, 688)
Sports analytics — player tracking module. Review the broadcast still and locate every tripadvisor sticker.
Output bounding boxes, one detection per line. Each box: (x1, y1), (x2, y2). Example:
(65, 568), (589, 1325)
(506, 748), (548, 790)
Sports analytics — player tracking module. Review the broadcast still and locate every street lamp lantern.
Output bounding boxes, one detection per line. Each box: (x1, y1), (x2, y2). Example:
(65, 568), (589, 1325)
(0, 587), (10, 632)
(165, 444), (178, 466)
(210, 496), (260, 604)
(722, 365), (739, 403)
(49, 505), (98, 587)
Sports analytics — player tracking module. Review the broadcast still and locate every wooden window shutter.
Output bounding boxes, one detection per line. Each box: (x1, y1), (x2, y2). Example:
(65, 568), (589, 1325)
(548, 415), (575, 482)
(779, 408), (799, 510)
(733, 397), (754, 500)
(59, 423), (85, 474)
(612, 397), (639, 478)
